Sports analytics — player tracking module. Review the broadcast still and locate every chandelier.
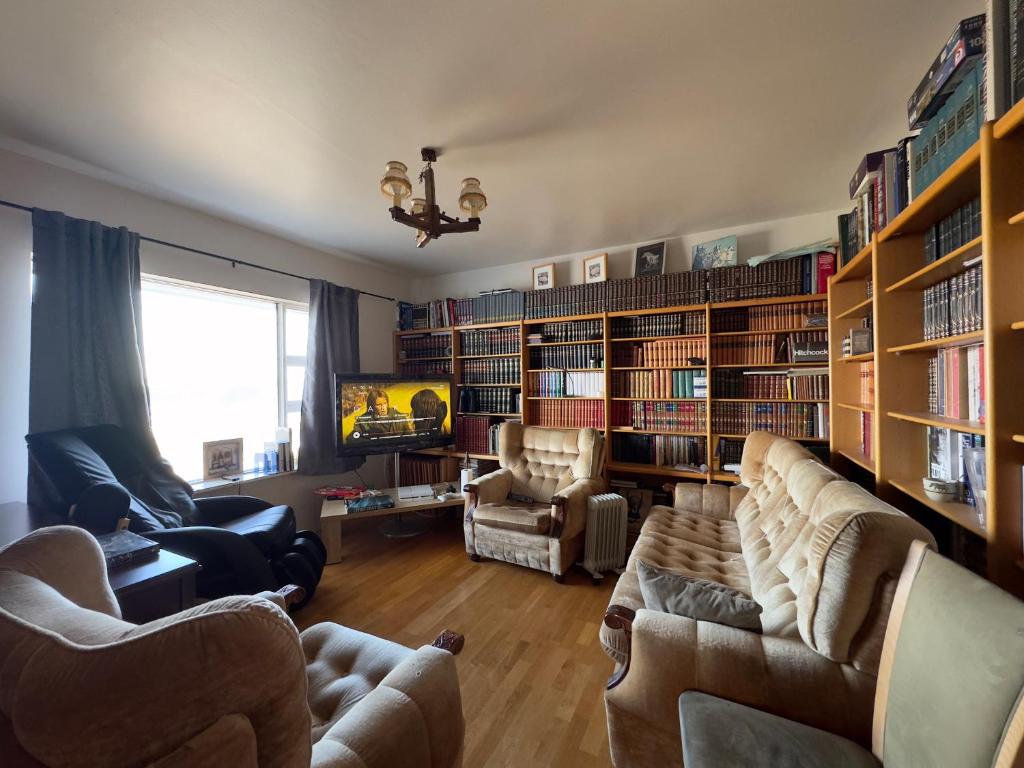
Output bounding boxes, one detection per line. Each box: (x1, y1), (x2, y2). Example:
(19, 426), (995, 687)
(380, 148), (487, 248)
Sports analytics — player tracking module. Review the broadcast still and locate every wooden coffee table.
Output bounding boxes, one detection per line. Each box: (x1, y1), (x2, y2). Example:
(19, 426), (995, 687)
(320, 486), (464, 564)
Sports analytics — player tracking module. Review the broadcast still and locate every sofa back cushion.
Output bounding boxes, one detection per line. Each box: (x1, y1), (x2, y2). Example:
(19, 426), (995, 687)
(499, 423), (604, 502)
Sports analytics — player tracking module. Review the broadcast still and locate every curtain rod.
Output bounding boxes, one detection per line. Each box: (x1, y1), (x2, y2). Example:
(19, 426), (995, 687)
(0, 197), (396, 302)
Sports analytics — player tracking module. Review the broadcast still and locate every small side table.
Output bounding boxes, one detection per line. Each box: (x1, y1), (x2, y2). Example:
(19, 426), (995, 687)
(108, 550), (199, 623)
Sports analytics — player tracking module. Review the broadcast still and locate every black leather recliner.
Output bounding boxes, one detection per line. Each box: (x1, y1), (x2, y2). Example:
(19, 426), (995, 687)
(25, 425), (325, 605)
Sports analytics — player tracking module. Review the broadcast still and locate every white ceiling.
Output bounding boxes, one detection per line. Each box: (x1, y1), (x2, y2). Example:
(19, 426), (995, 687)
(0, 0), (981, 275)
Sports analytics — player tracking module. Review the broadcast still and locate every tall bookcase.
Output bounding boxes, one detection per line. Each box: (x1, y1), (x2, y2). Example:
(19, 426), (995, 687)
(829, 115), (1024, 595)
(394, 291), (832, 484)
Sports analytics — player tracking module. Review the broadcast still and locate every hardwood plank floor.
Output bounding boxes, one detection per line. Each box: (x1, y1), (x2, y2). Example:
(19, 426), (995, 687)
(296, 513), (618, 767)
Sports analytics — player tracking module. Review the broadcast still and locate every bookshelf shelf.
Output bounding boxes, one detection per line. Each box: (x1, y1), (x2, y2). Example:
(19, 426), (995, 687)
(612, 365), (705, 371)
(711, 362), (826, 369)
(840, 352), (874, 362)
(527, 396), (603, 400)
(835, 297), (873, 320)
(710, 326), (821, 336)
(457, 382), (521, 387)
(527, 368), (602, 373)
(835, 448), (874, 473)
(994, 96), (1024, 139)
(1011, 321), (1024, 331)
(711, 471), (741, 483)
(1012, 434), (1024, 445)
(457, 353), (520, 359)
(833, 243), (873, 283)
(886, 410), (985, 436)
(607, 303), (706, 318)
(835, 401), (874, 413)
(606, 461), (707, 481)
(890, 478), (986, 538)
(886, 331), (985, 354)
(522, 313), (604, 324)
(413, 447), (498, 462)
(526, 339), (603, 347)
(610, 334), (705, 342)
(398, 355), (450, 362)
(610, 428), (705, 437)
(884, 237), (982, 293)
(1009, 210), (1024, 226)
(394, 327), (452, 337)
(715, 398), (827, 403)
(714, 433), (828, 443)
(457, 412), (520, 418)
(611, 397), (705, 402)
(454, 320), (522, 331)
(878, 140), (981, 240)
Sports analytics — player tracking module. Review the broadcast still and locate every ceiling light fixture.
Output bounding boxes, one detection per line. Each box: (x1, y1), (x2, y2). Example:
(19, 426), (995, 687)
(380, 148), (487, 248)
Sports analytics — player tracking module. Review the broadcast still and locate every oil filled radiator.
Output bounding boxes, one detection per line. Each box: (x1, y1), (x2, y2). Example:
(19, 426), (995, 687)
(584, 493), (628, 581)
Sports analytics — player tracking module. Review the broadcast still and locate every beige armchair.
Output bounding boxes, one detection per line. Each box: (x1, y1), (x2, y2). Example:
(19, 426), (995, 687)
(463, 422), (607, 581)
(0, 526), (465, 768)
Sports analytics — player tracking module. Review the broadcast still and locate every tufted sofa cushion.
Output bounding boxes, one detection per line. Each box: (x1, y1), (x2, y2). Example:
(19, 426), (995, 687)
(499, 422), (603, 501)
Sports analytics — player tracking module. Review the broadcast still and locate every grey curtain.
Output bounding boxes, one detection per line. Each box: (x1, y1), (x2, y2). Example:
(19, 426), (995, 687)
(28, 208), (157, 451)
(298, 279), (364, 474)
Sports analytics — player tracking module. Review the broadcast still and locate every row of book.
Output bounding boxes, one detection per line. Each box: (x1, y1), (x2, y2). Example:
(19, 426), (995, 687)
(859, 361), (875, 407)
(612, 402), (707, 433)
(839, 16), (985, 263)
(530, 371), (604, 398)
(605, 271), (708, 312)
(611, 311), (705, 339)
(928, 426), (985, 505)
(709, 300), (827, 333)
(611, 369), (708, 400)
(530, 399), (605, 429)
(457, 387), (520, 416)
(610, 339), (707, 368)
(786, 368), (830, 400)
(527, 319), (602, 343)
(710, 331), (827, 366)
(461, 358), (520, 384)
(612, 433), (707, 469)
(927, 344), (986, 422)
(711, 402), (830, 439)
(707, 253), (834, 303)
(455, 415), (505, 455)
(860, 413), (874, 463)
(460, 327), (520, 356)
(842, 328), (872, 358)
(717, 438), (744, 468)
(397, 454), (449, 486)
(397, 299), (457, 330)
(528, 343), (603, 370)
(397, 333), (452, 360)
(524, 282), (607, 319)
(925, 197), (981, 264)
(922, 267), (983, 340)
(398, 360), (452, 377)
(453, 291), (525, 326)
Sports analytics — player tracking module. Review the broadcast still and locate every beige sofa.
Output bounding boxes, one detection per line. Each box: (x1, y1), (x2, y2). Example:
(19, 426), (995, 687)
(463, 423), (606, 581)
(0, 526), (465, 768)
(601, 431), (936, 768)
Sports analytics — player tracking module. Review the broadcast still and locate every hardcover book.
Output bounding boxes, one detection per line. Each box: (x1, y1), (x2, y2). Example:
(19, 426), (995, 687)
(96, 530), (160, 569)
(907, 14), (986, 129)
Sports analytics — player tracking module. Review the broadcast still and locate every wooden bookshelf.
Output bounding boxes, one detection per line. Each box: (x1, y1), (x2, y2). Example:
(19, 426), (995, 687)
(397, 291), (831, 489)
(828, 121), (1024, 596)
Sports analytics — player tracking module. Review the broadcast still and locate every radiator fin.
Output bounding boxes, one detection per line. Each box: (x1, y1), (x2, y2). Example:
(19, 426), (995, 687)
(584, 493), (628, 579)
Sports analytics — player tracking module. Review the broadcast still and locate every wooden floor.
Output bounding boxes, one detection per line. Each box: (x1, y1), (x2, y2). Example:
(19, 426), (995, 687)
(296, 513), (618, 767)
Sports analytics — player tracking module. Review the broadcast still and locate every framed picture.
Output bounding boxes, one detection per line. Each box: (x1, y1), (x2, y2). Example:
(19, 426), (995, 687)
(633, 241), (666, 278)
(532, 263), (555, 290)
(692, 234), (738, 270)
(203, 438), (243, 480)
(583, 252), (608, 283)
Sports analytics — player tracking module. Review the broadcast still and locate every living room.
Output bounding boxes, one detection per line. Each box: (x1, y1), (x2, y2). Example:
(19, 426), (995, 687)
(1, 2), (1023, 767)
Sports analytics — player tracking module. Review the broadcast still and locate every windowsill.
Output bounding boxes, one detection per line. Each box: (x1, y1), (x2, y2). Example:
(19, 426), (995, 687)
(192, 469), (298, 494)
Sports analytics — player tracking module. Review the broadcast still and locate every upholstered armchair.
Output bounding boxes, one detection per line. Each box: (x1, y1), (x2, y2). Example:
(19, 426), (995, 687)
(463, 423), (606, 581)
(0, 526), (465, 768)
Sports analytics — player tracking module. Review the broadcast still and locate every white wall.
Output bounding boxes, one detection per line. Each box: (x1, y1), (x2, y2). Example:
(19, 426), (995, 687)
(411, 209), (846, 301)
(0, 147), (411, 527)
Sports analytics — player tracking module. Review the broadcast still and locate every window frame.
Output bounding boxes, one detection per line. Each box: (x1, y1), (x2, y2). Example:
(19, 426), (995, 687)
(140, 274), (308, 473)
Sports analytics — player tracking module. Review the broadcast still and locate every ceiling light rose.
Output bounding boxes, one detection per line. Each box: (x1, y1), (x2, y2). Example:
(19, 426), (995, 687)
(379, 147), (487, 248)
(380, 161), (412, 207)
(458, 177), (487, 218)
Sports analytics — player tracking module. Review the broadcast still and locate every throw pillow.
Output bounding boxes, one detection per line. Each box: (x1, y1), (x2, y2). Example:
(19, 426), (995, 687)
(636, 559), (763, 632)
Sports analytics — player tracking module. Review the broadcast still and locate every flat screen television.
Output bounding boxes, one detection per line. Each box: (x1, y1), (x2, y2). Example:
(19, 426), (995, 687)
(335, 374), (454, 457)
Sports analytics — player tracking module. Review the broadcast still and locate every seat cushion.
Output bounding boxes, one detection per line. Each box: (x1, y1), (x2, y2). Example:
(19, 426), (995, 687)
(217, 505), (296, 556)
(679, 691), (879, 768)
(473, 501), (551, 534)
(301, 622), (413, 744)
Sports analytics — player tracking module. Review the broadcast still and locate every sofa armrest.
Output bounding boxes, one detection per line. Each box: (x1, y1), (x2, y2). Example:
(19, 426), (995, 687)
(604, 608), (876, 755)
(13, 597), (311, 768)
(551, 477), (606, 539)
(193, 495), (274, 526)
(463, 468), (513, 512)
(311, 644), (464, 768)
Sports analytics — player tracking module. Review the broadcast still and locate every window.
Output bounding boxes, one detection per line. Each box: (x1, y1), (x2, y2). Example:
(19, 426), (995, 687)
(141, 277), (308, 482)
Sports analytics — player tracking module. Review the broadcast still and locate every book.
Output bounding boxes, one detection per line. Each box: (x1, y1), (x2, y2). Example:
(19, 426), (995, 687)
(907, 14), (986, 129)
(96, 530), (160, 569)
(849, 149), (894, 199)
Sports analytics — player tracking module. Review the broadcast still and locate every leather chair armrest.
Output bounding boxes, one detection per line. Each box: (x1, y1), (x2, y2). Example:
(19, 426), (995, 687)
(70, 481), (132, 533)
(146, 527), (277, 594)
(550, 477), (606, 539)
(193, 495), (274, 526)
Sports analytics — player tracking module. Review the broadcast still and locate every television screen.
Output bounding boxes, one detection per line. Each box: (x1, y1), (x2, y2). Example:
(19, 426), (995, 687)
(335, 374), (454, 457)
